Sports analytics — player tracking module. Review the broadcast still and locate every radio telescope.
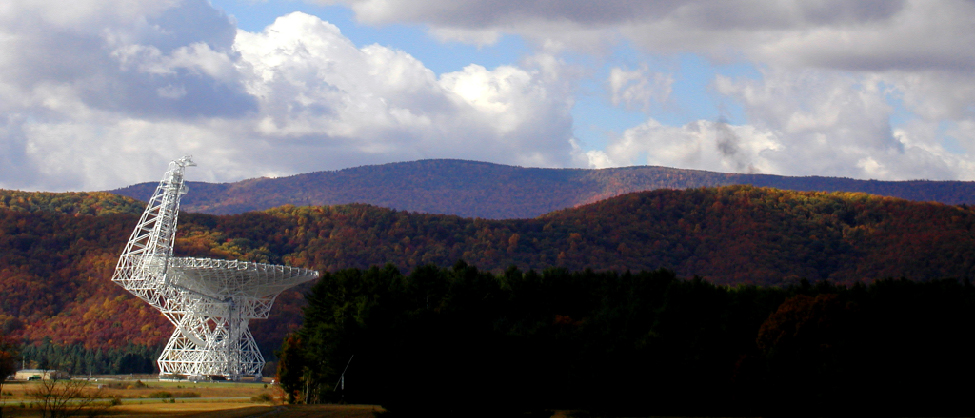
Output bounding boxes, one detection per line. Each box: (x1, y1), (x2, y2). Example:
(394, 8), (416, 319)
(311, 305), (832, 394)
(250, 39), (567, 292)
(111, 156), (319, 380)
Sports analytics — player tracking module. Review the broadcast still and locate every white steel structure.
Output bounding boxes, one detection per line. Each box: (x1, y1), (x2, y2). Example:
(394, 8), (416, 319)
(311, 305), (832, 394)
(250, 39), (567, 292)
(112, 156), (319, 380)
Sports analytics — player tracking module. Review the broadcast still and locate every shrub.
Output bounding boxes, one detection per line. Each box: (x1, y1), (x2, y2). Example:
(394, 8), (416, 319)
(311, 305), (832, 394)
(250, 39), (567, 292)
(251, 393), (273, 403)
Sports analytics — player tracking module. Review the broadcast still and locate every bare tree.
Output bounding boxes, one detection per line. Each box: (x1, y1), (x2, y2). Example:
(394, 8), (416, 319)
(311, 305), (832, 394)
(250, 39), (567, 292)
(0, 338), (18, 418)
(26, 379), (113, 418)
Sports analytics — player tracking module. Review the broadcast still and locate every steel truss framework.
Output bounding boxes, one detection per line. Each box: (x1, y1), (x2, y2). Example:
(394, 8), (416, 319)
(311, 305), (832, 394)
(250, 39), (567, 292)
(111, 156), (319, 380)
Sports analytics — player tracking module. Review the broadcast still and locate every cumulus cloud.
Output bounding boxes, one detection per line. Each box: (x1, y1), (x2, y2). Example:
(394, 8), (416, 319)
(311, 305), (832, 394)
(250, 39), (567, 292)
(2, 0), (973, 191)
(313, 0), (975, 181)
(233, 12), (576, 170)
(607, 65), (673, 112)
(0, 0), (257, 189)
(590, 69), (971, 180)
(715, 69), (975, 180)
(587, 118), (781, 174)
(884, 71), (975, 122)
(0, 3), (578, 191)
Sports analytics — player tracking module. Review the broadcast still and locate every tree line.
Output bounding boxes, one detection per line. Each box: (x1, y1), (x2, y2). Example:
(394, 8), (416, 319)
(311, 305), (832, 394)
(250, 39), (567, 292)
(279, 262), (975, 416)
(15, 338), (159, 376)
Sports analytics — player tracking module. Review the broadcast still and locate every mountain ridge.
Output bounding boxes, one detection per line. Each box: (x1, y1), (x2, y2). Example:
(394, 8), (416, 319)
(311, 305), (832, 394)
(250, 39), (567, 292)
(109, 159), (975, 218)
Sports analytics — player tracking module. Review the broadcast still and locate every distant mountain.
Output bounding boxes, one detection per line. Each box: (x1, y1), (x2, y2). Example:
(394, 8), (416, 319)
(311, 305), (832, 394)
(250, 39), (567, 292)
(4, 185), (975, 365)
(109, 159), (975, 218)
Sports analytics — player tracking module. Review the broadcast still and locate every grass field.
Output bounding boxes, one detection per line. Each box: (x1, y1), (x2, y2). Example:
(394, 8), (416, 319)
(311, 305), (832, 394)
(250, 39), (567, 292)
(0, 378), (387, 417)
(1, 378), (275, 400)
(0, 402), (384, 417)
(1, 379), (584, 417)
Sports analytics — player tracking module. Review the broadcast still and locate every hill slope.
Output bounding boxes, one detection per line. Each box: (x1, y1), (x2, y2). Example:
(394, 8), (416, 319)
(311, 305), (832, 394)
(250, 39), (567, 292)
(3, 185), (975, 365)
(110, 159), (975, 218)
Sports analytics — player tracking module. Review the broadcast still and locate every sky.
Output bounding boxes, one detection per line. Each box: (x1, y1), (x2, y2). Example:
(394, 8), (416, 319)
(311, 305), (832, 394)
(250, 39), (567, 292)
(2, 0), (974, 191)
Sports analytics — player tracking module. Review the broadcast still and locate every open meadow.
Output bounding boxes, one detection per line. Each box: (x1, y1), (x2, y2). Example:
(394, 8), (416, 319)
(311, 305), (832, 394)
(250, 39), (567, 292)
(0, 378), (385, 417)
(0, 402), (383, 418)
(1, 378), (274, 400)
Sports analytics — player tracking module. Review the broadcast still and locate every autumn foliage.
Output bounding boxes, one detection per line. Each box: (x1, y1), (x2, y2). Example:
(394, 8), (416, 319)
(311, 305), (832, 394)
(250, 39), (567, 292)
(3, 185), (975, 379)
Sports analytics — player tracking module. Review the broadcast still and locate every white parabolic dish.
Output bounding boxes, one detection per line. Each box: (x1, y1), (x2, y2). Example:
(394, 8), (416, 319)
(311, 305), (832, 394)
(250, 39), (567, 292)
(168, 257), (318, 299)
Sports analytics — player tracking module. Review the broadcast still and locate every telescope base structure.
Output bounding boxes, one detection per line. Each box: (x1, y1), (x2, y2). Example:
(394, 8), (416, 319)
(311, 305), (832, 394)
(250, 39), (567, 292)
(157, 310), (266, 381)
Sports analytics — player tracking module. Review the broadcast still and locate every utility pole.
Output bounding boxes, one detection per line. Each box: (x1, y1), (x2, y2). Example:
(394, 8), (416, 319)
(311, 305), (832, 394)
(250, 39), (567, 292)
(334, 355), (354, 402)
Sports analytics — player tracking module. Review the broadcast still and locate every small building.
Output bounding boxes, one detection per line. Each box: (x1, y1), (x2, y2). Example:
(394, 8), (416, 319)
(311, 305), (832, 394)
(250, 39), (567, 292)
(14, 369), (69, 380)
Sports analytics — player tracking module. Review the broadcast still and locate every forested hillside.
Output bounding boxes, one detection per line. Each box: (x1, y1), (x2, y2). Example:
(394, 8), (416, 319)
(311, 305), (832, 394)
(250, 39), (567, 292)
(0, 190), (144, 215)
(3, 186), (975, 374)
(110, 159), (975, 218)
(282, 264), (975, 416)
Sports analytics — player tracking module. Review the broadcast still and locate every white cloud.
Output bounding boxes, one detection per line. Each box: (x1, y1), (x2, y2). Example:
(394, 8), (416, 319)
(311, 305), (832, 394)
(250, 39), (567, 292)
(233, 12), (577, 170)
(0, 0), (257, 190)
(607, 65), (673, 112)
(593, 69), (973, 180)
(311, 0), (975, 182)
(0, 5), (579, 191)
(2, 0), (974, 192)
(593, 118), (781, 174)
(883, 71), (975, 122)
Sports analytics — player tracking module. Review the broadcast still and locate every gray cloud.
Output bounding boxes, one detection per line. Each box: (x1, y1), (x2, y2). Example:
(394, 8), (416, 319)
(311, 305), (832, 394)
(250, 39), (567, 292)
(322, 0), (973, 73)
(0, 0), (256, 121)
(0, 115), (39, 190)
(330, 0), (684, 28)
(713, 117), (751, 172)
(324, 0), (906, 31)
(672, 0), (905, 31)
(147, 0), (238, 53)
(80, 67), (258, 119)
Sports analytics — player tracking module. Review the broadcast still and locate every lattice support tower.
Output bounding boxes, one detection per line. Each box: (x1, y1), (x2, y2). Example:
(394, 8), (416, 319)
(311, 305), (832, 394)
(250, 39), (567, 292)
(112, 156), (319, 380)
